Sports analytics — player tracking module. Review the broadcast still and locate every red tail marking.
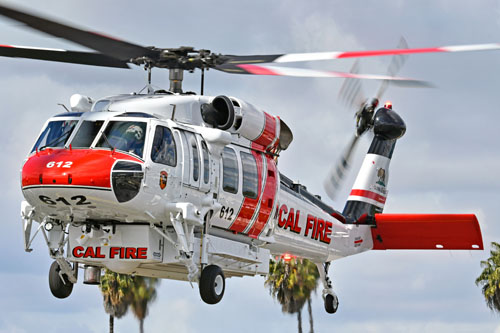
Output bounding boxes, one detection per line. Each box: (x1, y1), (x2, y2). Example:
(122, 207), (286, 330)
(371, 214), (483, 250)
(350, 189), (386, 204)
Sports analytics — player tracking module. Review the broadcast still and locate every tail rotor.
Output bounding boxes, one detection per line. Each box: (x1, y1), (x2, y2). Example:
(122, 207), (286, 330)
(323, 37), (413, 201)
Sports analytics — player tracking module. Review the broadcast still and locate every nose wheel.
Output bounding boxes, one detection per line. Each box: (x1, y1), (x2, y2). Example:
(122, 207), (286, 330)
(199, 265), (225, 304)
(48, 261), (74, 299)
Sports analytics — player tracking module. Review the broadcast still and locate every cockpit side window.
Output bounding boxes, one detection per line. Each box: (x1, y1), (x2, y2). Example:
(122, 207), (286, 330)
(96, 121), (147, 158)
(31, 120), (78, 152)
(151, 126), (177, 167)
(222, 147), (239, 194)
(71, 120), (104, 148)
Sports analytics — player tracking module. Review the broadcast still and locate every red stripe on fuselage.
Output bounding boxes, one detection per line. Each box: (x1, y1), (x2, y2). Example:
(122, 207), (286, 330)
(247, 155), (278, 238)
(22, 149), (142, 189)
(229, 150), (263, 233)
(350, 189), (386, 204)
(253, 112), (277, 149)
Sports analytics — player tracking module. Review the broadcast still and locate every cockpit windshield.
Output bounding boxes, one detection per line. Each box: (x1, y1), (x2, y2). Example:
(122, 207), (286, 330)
(96, 121), (147, 158)
(70, 120), (104, 148)
(31, 120), (78, 152)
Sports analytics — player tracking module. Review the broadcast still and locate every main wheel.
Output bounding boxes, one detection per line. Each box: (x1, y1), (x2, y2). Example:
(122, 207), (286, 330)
(49, 261), (74, 299)
(199, 265), (225, 304)
(324, 293), (339, 314)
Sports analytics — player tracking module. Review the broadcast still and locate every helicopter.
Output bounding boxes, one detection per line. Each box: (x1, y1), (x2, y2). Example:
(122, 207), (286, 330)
(0, 4), (487, 314)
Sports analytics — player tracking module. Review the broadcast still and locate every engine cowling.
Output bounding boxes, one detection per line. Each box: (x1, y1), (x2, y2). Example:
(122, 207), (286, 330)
(201, 96), (293, 152)
(200, 95), (235, 130)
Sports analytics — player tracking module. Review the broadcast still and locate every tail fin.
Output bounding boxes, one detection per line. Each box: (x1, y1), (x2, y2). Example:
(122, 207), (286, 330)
(343, 107), (405, 220)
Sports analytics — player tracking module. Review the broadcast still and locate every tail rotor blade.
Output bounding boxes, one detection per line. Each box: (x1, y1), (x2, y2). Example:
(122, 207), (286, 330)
(324, 134), (360, 200)
(376, 37), (410, 100)
(338, 60), (366, 110)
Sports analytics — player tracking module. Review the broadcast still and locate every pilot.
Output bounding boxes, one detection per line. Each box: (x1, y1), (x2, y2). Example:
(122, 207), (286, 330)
(123, 124), (145, 157)
(155, 130), (176, 165)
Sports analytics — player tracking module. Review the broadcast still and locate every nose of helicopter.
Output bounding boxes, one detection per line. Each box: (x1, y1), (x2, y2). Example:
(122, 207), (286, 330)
(21, 148), (143, 190)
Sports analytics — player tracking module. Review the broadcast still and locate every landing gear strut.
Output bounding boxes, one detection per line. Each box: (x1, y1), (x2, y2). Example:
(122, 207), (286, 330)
(199, 264), (225, 304)
(48, 260), (74, 299)
(316, 262), (339, 314)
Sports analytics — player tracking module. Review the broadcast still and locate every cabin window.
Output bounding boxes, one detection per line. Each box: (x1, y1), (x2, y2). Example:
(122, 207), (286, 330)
(31, 120), (78, 152)
(202, 141), (210, 184)
(151, 126), (177, 166)
(185, 132), (200, 182)
(96, 121), (147, 158)
(222, 147), (239, 194)
(71, 120), (104, 148)
(240, 152), (258, 199)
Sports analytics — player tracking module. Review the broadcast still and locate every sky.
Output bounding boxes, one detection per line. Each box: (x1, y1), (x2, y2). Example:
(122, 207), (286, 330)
(1, 0), (500, 332)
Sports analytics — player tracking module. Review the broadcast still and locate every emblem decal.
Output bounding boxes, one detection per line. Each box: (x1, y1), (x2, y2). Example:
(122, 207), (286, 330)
(376, 168), (386, 187)
(159, 171), (168, 189)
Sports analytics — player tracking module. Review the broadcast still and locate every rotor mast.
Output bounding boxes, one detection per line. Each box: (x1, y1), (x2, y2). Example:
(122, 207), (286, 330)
(169, 68), (184, 94)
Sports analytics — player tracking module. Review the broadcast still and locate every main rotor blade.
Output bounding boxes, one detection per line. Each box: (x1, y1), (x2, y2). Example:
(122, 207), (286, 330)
(0, 44), (129, 68)
(323, 134), (360, 201)
(222, 43), (500, 65)
(0, 4), (157, 61)
(217, 63), (431, 86)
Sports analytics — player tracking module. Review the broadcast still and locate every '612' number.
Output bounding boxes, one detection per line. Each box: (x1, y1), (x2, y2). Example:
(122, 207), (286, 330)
(219, 206), (234, 221)
(46, 161), (73, 168)
(39, 195), (91, 206)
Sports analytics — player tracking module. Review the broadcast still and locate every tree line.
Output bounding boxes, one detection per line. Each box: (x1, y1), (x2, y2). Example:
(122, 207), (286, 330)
(98, 240), (500, 333)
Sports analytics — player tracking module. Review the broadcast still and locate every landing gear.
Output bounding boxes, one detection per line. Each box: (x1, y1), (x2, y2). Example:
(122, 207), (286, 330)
(199, 265), (225, 304)
(324, 293), (339, 314)
(48, 261), (74, 299)
(315, 262), (339, 314)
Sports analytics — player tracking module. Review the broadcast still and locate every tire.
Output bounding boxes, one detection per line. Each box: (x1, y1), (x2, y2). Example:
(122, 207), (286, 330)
(324, 294), (339, 314)
(49, 261), (73, 299)
(199, 265), (225, 304)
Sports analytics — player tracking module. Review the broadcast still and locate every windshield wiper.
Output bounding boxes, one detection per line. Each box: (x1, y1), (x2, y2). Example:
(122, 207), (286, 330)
(101, 132), (116, 152)
(39, 130), (72, 151)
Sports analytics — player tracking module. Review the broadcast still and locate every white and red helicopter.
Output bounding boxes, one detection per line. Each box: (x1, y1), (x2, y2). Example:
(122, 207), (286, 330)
(1, 4), (488, 313)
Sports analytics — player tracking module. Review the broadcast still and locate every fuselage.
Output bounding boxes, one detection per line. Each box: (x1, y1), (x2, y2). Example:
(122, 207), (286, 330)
(21, 93), (372, 277)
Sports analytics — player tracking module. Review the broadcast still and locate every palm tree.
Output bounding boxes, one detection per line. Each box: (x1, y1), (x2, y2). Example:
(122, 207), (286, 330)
(100, 270), (134, 333)
(129, 276), (160, 333)
(293, 259), (320, 333)
(476, 242), (500, 313)
(300, 260), (320, 333)
(266, 258), (320, 333)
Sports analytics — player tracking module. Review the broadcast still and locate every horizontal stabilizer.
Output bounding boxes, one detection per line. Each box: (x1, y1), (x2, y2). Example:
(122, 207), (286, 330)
(371, 214), (483, 250)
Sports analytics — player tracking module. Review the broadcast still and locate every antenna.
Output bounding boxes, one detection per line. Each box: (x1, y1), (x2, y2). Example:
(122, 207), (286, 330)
(146, 65), (153, 94)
